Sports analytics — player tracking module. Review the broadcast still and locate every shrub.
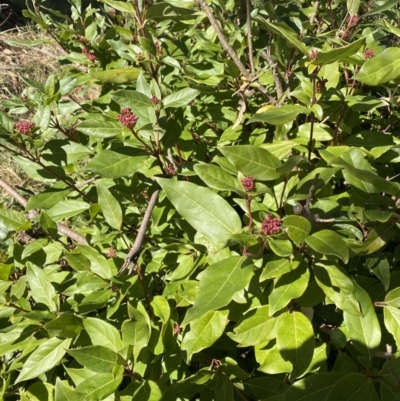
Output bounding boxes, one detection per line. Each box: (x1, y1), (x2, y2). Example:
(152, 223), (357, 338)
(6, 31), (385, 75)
(1, 0), (400, 400)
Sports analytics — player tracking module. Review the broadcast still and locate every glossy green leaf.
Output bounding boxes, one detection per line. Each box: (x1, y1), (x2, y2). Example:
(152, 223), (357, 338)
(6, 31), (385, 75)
(0, 209), (30, 232)
(219, 145), (281, 181)
(306, 230), (349, 263)
(162, 88), (200, 108)
(77, 120), (123, 138)
(261, 257), (300, 280)
(228, 305), (277, 346)
(83, 317), (123, 353)
(194, 163), (240, 192)
(39, 211), (58, 236)
(91, 68), (141, 83)
(76, 245), (114, 279)
(26, 263), (58, 312)
(283, 215), (311, 246)
(55, 378), (85, 401)
(44, 313), (83, 338)
(74, 371), (123, 400)
(364, 0), (400, 16)
(256, 341), (292, 375)
(325, 372), (380, 401)
(343, 281), (381, 358)
(67, 346), (118, 372)
(314, 37), (365, 66)
(96, 182), (123, 230)
(182, 256), (254, 325)
(283, 372), (345, 400)
(22, 238), (48, 259)
(313, 263), (360, 315)
(132, 380), (163, 401)
(15, 337), (71, 383)
(122, 309), (150, 361)
(47, 200), (90, 222)
(276, 311), (314, 379)
(248, 105), (309, 125)
(182, 309), (228, 362)
(156, 178), (242, 245)
(383, 306), (400, 348)
(214, 374), (234, 401)
(269, 262), (309, 315)
(147, 2), (196, 20)
(85, 148), (147, 178)
(354, 48), (400, 85)
(26, 188), (69, 211)
(268, 238), (294, 257)
(347, 0), (360, 15)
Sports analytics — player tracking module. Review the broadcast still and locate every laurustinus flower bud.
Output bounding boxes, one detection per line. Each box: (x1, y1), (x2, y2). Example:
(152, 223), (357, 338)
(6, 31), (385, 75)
(14, 121), (35, 135)
(241, 176), (255, 192)
(150, 95), (160, 104)
(117, 107), (138, 129)
(261, 214), (281, 235)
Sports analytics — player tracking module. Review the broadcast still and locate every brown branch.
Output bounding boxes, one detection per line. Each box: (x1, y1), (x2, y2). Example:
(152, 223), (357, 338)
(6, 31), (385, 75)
(0, 177), (88, 245)
(196, 0), (275, 104)
(260, 48), (283, 100)
(245, 0), (255, 75)
(118, 187), (160, 275)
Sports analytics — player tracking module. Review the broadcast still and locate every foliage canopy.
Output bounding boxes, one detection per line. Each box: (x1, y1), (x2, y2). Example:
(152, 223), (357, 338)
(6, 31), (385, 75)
(2, 0), (400, 400)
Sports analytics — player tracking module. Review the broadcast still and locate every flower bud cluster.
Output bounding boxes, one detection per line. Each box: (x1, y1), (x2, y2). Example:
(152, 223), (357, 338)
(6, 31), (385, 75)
(241, 176), (255, 192)
(364, 49), (374, 60)
(310, 49), (318, 61)
(166, 164), (177, 176)
(261, 214), (281, 235)
(346, 14), (360, 27)
(14, 121), (35, 135)
(151, 95), (160, 104)
(117, 107), (138, 129)
(82, 47), (96, 62)
(155, 42), (163, 57)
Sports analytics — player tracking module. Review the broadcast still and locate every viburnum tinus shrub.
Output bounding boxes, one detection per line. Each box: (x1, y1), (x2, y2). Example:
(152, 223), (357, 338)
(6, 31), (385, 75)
(2, 0), (400, 400)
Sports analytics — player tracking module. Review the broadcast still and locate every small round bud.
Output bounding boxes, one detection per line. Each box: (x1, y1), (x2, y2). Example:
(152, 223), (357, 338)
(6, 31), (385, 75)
(241, 176), (255, 192)
(261, 214), (282, 235)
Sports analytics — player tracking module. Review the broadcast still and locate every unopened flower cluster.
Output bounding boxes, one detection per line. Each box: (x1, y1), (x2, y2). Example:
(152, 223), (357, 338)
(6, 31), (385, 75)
(82, 47), (96, 62)
(261, 214), (281, 235)
(151, 95), (160, 104)
(118, 108), (138, 129)
(364, 49), (374, 60)
(14, 121), (35, 135)
(241, 176), (255, 192)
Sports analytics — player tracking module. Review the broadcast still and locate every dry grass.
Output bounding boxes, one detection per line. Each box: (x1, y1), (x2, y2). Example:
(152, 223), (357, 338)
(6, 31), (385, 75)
(0, 24), (60, 99)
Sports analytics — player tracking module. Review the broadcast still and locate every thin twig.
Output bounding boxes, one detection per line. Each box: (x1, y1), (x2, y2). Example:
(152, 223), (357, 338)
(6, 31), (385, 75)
(0, 177), (88, 245)
(118, 187), (160, 275)
(245, 0), (255, 75)
(196, 0), (275, 103)
(260, 48), (283, 100)
(310, 1), (319, 24)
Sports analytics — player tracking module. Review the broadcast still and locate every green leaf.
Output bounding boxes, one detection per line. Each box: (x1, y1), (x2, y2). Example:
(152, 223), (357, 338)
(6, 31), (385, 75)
(63, 250), (91, 272)
(256, 341), (292, 375)
(194, 163), (240, 192)
(283, 215), (311, 246)
(15, 337), (71, 383)
(269, 262), (310, 315)
(75, 371), (123, 400)
(26, 263), (58, 312)
(67, 346), (118, 373)
(132, 380), (163, 401)
(343, 281), (381, 358)
(83, 317), (123, 353)
(182, 309), (229, 362)
(314, 37), (366, 66)
(297, 123), (334, 141)
(325, 372), (380, 401)
(147, 2), (196, 20)
(77, 120), (123, 138)
(385, 287), (400, 307)
(26, 188), (69, 211)
(101, 0), (135, 12)
(76, 245), (114, 279)
(256, 19), (309, 56)
(162, 88), (200, 108)
(91, 68), (141, 83)
(306, 230), (349, 263)
(218, 145), (281, 181)
(182, 256), (254, 325)
(22, 238), (48, 259)
(283, 372), (345, 400)
(276, 311), (315, 380)
(248, 105), (309, 125)
(96, 182), (123, 230)
(122, 309), (150, 361)
(85, 148), (147, 178)
(228, 305), (277, 346)
(261, 257), (300, 280)
(0, 209), (30, 232)
(39, 211), (58, 236)
(55, 379), (86, 401)
(44, 313), (83, 338)
(214, 374), (234, 401)
(354, 48), (400, 86)
(151, 295), (170, 324)
(313, 263), (361, 315)
(47, 200), (90, 222)
(364, 0), (400, 16)
(347, 0), (360, 16)
(156, 178), (242, 245)
(268, 238), (294, 257)
(383, 306), (400, 348)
